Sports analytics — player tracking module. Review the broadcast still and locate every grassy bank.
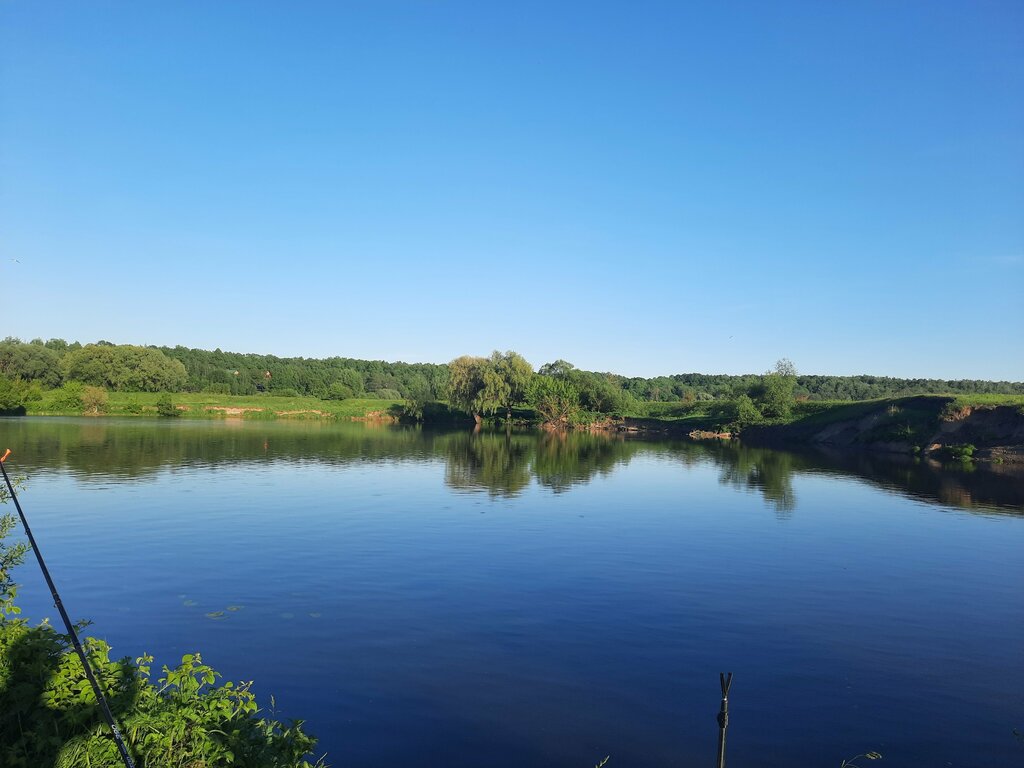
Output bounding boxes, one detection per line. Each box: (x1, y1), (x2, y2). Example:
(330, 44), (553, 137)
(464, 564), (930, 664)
(26, 391), (404, 421)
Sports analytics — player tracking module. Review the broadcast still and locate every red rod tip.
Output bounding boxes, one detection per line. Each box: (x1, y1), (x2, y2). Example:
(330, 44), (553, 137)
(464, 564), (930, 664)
(0, 449), (10, 463)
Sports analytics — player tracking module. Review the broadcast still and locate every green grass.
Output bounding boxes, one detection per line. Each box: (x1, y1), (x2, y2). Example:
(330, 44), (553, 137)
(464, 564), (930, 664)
(28, 391), (403, 420)
(948, 393), (1024, 409)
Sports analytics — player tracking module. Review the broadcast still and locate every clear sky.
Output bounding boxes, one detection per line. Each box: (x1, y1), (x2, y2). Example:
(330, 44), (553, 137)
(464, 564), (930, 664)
(1, 1), (1022, 380)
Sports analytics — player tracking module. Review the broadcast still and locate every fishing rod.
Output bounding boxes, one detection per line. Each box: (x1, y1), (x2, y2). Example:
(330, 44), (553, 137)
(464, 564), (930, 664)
(716, 672), (733, 768)
(0, 448), (137, 768)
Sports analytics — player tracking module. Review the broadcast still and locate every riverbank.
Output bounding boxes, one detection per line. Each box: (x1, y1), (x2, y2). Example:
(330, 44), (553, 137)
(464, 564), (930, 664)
(13, 391), (1024, 462)
(23, 391), (405, 421)
(740, 395), (1024, 462)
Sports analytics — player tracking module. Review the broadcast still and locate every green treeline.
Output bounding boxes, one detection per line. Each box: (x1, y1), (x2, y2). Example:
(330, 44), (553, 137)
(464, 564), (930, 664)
(2, 337), (1022, 422)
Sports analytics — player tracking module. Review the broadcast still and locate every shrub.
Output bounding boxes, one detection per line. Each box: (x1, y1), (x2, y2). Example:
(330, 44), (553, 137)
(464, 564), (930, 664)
(323, 381), (355, 401)
(942, 444), (976, 461)
(733, 394), (763, 428)
(50, 382), (84, 411)
(82, 386), (109, 414)
(122, 398), (143, 415)
(0, 376), (30, 416)
(155, 394), (180, 417)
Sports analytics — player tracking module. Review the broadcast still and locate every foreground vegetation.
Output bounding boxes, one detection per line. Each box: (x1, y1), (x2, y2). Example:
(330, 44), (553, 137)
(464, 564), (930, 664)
(0, 484), (326, 768)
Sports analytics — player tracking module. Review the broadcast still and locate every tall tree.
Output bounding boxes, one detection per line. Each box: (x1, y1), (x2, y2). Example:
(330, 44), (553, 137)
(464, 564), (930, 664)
(759, 359), (797, 418)
(446, 355), (489, 423)
(489, 350), (534, 421)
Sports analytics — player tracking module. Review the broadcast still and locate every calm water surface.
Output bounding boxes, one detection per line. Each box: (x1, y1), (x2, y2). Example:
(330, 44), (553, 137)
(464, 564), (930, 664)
(1, 417), (1022, 767)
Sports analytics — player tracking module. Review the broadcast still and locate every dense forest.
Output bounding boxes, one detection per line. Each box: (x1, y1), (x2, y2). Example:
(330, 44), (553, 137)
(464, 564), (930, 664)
(2, 337), (1022, 407)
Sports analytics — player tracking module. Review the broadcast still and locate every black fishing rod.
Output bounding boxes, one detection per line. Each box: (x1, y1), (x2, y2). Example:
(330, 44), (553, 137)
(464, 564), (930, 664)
(716, 672), (733, 768)
(0, 448), (136, 768)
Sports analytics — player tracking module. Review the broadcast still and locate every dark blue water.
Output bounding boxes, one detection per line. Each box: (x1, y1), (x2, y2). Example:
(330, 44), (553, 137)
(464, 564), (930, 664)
(2, 417), (1022, 767)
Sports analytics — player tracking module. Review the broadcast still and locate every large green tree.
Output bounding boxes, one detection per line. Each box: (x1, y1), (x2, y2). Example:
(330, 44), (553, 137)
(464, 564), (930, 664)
(0, 338), (63, 387)
(758, 359), (797, 419)
(446, 351), (534, 423)
(446, 355), (489, 423)
(63, 345), (187, 392)
(529, 375), (581, 426)
(488, 350), (534, 421)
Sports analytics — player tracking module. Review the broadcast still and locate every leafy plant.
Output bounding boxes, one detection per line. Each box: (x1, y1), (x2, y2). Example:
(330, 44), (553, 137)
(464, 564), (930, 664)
(155, 394), (181, 417)
(50, 381), (85, 411)
(82, 385), (109, 414)
(942, 443), (976, 461)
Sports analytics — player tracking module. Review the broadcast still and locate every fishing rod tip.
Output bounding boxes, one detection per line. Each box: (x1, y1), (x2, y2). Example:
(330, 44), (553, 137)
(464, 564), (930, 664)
(0, 449), (10, 463)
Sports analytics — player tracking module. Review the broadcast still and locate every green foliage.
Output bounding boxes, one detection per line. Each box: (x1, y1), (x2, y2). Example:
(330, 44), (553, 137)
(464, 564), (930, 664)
(1, 506), (29, 616)
(529, 375), (582, 426)
(445, 352), (534, 421)
(536, 360), (634, 417)
(323, 381), (356, 400)
(7, 337), (1024, 411)
(0, 619), (326, 768)
(63, 344), (187, 392)
(0, 338), (63, 387)
(489, 351), (534, 419)
(754, 360), (798, 419)
(50, 381), (85, 412)
(155, 394), (181, 418)
(732, 394), (762, 428)
(401, 375), (434, 421)
(82, 386), (109, 414)
(331, 369), (364, 398)
(942, 443), (976, 461)
(0, 375), (35, 415)
(446, 356), (489, 419)
(122, 398), (144, 415)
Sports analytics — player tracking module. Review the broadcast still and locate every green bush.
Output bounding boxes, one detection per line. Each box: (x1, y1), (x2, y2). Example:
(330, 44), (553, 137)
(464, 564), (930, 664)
(732, 394), (763, 429)
(0, 376), (31, 416)
(155, 394), (180, 418)
(122, 399), (143, 415)
(323, 381), (355, 401)
(942, 443), (976, 461)
(0, 625), (326, 768)
(50, 382), (84, 412)
(82, 386), (109, 414)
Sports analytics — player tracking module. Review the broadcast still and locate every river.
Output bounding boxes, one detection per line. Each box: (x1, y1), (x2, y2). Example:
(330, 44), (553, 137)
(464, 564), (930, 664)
(1, 417), (1022, 767)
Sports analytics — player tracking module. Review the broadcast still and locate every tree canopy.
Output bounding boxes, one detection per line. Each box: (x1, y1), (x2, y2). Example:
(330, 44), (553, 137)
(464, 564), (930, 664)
(0, 338), (1020, 405)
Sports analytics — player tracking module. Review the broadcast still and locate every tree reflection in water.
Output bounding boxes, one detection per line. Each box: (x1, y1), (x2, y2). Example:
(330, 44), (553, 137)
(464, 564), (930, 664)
(2, 417), (1021, 514)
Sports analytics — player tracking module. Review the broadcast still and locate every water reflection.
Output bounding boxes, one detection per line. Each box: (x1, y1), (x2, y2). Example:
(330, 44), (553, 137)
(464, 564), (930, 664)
(714, 445), (798, 516)
(1, 417), (1021, 514)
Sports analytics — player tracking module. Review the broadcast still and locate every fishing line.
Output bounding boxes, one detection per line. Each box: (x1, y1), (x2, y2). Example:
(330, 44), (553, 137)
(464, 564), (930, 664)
(0, 448), (136, 768)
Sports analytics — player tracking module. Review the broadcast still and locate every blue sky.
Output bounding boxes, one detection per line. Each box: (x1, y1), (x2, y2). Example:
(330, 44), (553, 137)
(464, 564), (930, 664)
(1, 1), (1021, 379)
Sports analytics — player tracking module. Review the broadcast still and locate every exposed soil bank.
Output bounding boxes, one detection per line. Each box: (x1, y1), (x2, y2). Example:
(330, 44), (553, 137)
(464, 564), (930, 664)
(741, 397), (1024, 462)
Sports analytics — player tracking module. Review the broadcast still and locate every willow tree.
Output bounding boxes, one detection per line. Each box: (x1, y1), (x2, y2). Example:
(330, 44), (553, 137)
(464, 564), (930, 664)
(447, 355), (489, 423)
(447, 351), (534, 423)
(489, 350), (533, 421)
